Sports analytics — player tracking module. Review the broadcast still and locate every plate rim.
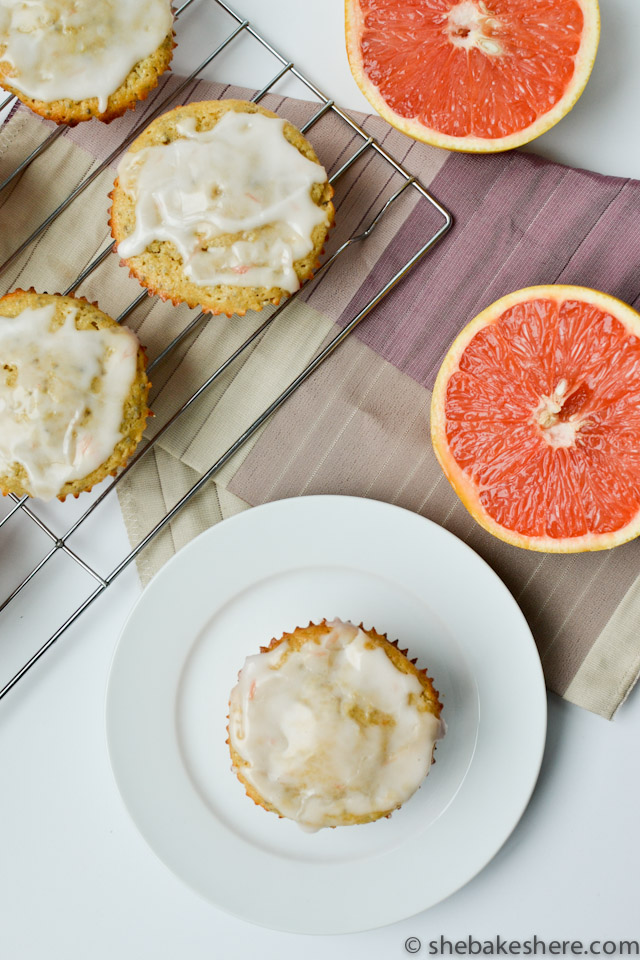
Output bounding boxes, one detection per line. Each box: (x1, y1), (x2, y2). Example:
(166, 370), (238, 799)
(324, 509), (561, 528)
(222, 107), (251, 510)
(105, 494), (547, 933)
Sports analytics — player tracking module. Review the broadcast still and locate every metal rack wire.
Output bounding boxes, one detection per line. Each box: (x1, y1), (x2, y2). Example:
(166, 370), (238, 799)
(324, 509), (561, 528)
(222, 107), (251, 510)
(0, 0), (452, 700)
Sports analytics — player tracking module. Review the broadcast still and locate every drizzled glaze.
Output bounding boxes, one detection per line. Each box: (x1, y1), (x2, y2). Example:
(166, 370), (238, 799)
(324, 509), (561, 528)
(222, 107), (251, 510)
(0, 0), (173, 111)
(116, 110), (331, 293)
(0, 304), (139, 500)
(228, 619), (443, 830)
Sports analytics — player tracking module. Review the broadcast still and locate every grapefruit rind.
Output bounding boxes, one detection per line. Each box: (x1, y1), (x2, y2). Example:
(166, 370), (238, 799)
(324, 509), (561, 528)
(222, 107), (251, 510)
(345, 0), (601, 154)
(431, 285), (640, 553)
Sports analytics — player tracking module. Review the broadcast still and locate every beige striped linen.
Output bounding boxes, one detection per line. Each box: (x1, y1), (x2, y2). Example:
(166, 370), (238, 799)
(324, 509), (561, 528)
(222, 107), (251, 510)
(1, 83), (639, 719)
(228, 333), (640, 718)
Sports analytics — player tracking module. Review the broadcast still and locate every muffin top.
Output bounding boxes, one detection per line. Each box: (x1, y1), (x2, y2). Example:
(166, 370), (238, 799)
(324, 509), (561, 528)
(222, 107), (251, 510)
(113, 100), (333, 302)
(0, 292), (145, 500)
(228, 619), (443, 830)
(0, 0), (173, 112)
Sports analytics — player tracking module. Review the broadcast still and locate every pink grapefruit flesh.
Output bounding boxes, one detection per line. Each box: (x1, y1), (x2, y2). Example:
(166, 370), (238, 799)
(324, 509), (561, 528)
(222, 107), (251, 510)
(345, 0), (600, 152)
(431, 286), (640, 552)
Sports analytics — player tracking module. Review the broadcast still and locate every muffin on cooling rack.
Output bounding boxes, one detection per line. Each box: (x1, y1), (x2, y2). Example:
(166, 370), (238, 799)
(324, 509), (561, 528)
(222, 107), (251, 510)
(227, 618), (444, 830)
(0, 0), (174, 124)
(0, 290), (151, 501)
(110, 99), (335, 316)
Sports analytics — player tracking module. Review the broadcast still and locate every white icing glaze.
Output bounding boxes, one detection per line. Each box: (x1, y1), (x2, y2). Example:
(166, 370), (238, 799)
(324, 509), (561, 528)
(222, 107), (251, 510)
(0, 0), (173, 112)
(116, 110), (331, 294)
(0, 303), (139, 500)
(228, 619), (444, 830)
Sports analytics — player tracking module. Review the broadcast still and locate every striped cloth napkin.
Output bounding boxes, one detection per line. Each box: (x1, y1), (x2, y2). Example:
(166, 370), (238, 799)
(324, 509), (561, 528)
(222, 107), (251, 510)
(1, 73), (639, 720)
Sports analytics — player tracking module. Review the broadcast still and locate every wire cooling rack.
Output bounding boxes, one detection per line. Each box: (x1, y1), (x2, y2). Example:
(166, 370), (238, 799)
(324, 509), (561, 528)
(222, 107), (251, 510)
(0, 0), (452, 701)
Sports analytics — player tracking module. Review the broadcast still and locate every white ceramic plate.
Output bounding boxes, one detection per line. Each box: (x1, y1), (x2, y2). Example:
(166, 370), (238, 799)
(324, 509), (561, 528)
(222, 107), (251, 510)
(106, 495), (546, 934)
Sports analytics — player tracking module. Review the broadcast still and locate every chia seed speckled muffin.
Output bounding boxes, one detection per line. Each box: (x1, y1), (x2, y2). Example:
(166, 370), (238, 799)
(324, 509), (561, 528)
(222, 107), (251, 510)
(0, 0), (174, 124)
(109, 99), (335, 316)
(0, 290), (150, 501)
(227, 619), (443, 830)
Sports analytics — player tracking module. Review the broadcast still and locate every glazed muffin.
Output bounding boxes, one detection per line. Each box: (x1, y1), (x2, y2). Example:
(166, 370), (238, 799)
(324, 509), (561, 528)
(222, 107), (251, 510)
(0, 290), (150, 501)
(228, 619), (443, 830)
(110, 99), (335, 316)
(0, 0), (174, 124)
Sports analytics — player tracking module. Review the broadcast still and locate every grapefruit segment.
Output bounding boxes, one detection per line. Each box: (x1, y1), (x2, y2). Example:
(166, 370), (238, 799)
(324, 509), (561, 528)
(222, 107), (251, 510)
(345, 0), (600, 152)
(431, 286), (640, 552)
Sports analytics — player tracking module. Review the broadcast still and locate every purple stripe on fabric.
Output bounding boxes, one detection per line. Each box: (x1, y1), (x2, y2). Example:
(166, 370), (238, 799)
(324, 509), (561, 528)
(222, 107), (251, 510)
(335, 150), (639, 390)
(6, 98), (21, 124)
(304, 121), (411, 308)
(546, 178), (640, 307)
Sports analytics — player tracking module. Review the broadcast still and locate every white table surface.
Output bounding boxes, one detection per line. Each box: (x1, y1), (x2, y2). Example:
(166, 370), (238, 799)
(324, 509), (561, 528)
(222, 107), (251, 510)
(1, 1), (639, 956)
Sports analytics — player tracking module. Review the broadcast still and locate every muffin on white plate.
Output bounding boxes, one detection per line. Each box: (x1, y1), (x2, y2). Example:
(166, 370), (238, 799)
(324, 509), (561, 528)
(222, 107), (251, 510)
(227, 619), (444, 830)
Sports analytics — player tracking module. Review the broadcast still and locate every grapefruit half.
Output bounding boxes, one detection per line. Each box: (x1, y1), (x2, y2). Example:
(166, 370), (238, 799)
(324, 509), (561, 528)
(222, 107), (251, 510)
(431, 286), (640, 552)
(345, 0), (600, 152)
